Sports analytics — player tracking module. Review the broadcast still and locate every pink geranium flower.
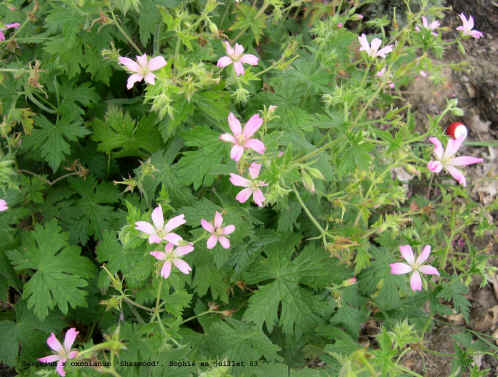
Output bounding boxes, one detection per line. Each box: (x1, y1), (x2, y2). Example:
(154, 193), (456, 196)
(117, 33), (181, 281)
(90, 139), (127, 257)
(220, 113), (265, 161)
(0, 22), (20, 41)
(229, 162), (267, 207)
(135, 205), (185, 245)
(427, 136), (483, 187)
(358, 34), (393, 58)
(377, 67), (395, 88)
(390, 245), (440, 291)
(0, 199), (7, 212)
(456, 13), (484, 39)
(415, 16), (440, 36)
(150, 242), (194, 279)
(217, 41), (258, 76)
(201, 211), (236, 249)
(38, 328), (79, 377)
(118, 54), (167, 89)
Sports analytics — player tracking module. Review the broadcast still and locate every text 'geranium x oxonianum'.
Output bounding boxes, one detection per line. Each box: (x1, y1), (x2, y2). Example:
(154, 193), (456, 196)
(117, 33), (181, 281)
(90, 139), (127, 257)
(217, 41), (258, 76)
(118, 54), (167, 89)
(230, 162), (267, 207)
(390, 245), (440, 291)
(135, 205), (185, 245)
(150, 242), (194, 279)
(427, 136), (483, 186)
(201, 211), (235, 249)
(38, 328), (79, 377)
(220, 113), (265, 162)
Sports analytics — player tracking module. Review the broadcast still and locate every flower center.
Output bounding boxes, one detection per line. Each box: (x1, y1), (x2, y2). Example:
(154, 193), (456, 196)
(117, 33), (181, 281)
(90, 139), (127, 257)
(215, 227), (224, 236)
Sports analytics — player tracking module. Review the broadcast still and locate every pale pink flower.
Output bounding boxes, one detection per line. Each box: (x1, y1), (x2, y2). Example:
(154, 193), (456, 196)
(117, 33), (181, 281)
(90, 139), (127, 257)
(427, 136), (483, 186)
(419, 70), (427, 77)
(456, 13), (484, 39)
(38, 328), (79, 377)
(135, 205), (185, 245)
(415, 16), (440, 36)
(220, 113), (265, 162)
(217, 41), (258, 76)
(376, 66), (395, 88)
(150, 242), (194, 279)
(229, 162), (267, 207)
(337, 23), (343, 28)
(390, 245), (440, 291)
(118, 54), (167, 89)
(0, 199), (7, 212)
(201, 211), (235, 249)
(0, 22), (20, 41)
(358, 34), (393, 58)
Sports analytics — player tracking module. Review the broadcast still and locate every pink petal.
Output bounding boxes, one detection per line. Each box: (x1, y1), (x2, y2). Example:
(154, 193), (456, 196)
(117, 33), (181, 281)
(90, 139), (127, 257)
(400, 245), (415, 265)
(201, 219), (214, 233)
(370, 38), (382, 53)
(471, 30), (483, 39)
(0, 32), (5, 41)
(56, 361), (66, 377)
(126, 73), (143, 90)
(228, 113), (242, 136)
(164, 214), (186, 232)
(218, 236), (230, 249)
(358, 34), (369, 51)
(419, 265), (440, 276)
(410, 271), (423, 291)
(240, 54), (259, 65)
(458, 13), (467, 26)
(422, 16), (428, 27)
(242, 114), (264, 138)
(390, 263), (412, 274)
(214, 211), (223, 228)
(135, 221), (155, 235)
(148, 56), (167, 71)
(450, 156), (483, 166)
(174, 244), (194, 257)
(0, 199), (7, 212)
(207, 235), (218, 249)
(427, 160), (443, 173)
(249, 162), (262, 179)
(416, 245), (431, 265)
(220, 133), (236, 143)
(164, 243), (174, 253)
(118, 57), (140, 72)
(150, 251), (166, 260)
(217, 56), (233, 68)
(245, 139), (266, 154)
(143, 72), (156, 85)
(467, 15), (474, 29)
(148, 234), (162, 244)
(377, 45), (393, 58)
(136, 54), (148, 67)
(429, 137), (444, 159)
(39, 355), (60, 363)
(161, 261), (172, 279)
(164, 232), (183, 245)
(446, 166), (466, 186)
(230, 173), (250, 187)
(223, 225), (235, 235)
(223, 41), (234, 56)
(5, 23), (20, 29)
(68, 351), (78, 359)
(63, 328), (78, 352)
(230, 145), (245, 162)
(252, 189), (265, 207)
(47, 333), (63, 353)
(233, 61), (245, 76)
(233, 43), (244, 58)
(235, 188), (253, 203)
(444, 136), (465, 158)
(151, 205), (164, 229)
(173, 259), (192, 274)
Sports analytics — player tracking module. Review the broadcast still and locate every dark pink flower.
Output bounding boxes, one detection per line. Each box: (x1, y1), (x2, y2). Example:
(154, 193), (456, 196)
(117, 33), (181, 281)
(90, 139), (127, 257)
(0, 22), (20, 41)
(220, 113), (265, 162)
(390, 245), (439, 291)
(201, 211), (235, 249)
(38, 328), (79, 377)
(456, 13), (484, 39)
(118, 54), (167, 89)
(229, 162), (267, 207)
(217, 41), (258, 76)
(150, 242), (194, 279)
(0, 199), (7, 212)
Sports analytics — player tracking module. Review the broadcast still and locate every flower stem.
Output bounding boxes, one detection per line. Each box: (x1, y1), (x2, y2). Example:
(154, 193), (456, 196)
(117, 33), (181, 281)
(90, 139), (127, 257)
(110, 9), (142, 55)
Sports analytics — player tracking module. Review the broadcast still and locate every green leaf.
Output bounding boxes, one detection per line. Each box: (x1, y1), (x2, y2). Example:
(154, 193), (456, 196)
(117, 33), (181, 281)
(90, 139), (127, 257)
(231, 4), (267, 44)
(437, 278), (471, 323)
(91, 106), (163, 158)
(6, 219), (96, 320)
(22, 114), (90, 171)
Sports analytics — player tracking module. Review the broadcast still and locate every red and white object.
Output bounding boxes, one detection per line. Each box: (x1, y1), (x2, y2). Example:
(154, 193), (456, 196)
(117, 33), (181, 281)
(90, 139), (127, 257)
(446, 122), (468, 140)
